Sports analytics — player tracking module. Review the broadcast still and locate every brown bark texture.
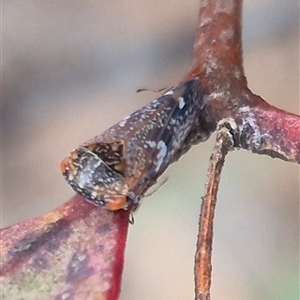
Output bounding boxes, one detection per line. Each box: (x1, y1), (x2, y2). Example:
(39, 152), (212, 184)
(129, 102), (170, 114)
(188, 1), (299, 299)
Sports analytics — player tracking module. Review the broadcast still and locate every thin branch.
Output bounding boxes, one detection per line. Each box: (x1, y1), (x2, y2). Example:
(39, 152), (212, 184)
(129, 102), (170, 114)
(194, 119), (235, 300)
(244, 103), (300, 162)
(188, 0), (246, 90)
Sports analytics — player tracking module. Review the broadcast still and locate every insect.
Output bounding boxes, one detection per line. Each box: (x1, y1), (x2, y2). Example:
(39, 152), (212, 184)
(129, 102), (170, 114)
(60, 78), (203, 210)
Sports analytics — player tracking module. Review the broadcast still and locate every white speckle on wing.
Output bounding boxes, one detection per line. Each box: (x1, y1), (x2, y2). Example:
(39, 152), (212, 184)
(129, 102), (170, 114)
(164, 90), (174, 96)
(155, 140), (167, 172)
(178, 97), (185, 109)
(119, 115), (130, 127)
(147, 140), (157, 148)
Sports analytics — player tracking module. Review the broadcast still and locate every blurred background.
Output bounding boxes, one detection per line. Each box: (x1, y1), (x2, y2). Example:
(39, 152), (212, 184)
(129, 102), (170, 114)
(2, 1), (299, 299)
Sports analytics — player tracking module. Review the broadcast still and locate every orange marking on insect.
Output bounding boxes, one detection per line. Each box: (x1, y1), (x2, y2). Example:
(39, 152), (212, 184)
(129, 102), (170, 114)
(105, 196), (127, 211)
(60, 157), (69, 173)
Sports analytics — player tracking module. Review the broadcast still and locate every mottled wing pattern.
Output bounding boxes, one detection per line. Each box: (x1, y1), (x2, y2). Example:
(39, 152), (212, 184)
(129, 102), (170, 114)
(61, 78), (203, 210)
(107, 78), (203, 191)
(142, 79), (203, 177)
(84, 140), (126, 175)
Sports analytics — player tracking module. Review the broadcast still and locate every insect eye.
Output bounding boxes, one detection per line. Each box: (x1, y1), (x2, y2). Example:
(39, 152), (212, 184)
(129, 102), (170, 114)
(127, 191), (140, 204)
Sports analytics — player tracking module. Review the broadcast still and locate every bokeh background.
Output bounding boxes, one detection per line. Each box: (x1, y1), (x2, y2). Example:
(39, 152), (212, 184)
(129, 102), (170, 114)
(2, 1), (299, 299)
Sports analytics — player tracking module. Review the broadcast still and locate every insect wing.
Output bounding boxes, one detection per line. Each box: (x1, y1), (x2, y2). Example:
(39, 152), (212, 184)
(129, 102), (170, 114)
(123, 78), (203, 188)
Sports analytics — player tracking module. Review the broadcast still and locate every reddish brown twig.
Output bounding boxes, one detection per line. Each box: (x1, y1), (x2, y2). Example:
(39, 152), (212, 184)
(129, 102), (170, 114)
(188, 1), (299, 299)
(194, 119), (235, 300)
(186, 0), (300, 162)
